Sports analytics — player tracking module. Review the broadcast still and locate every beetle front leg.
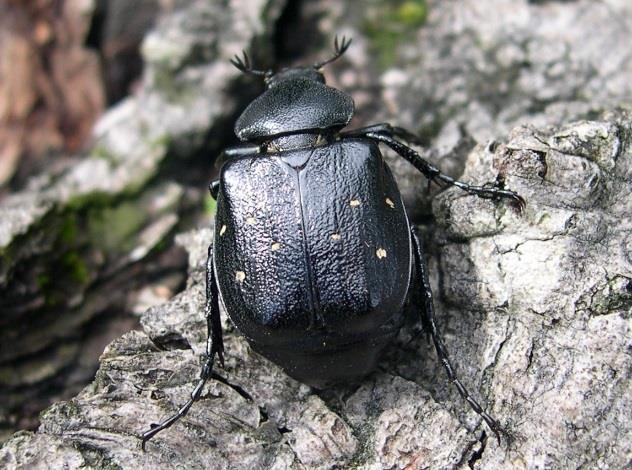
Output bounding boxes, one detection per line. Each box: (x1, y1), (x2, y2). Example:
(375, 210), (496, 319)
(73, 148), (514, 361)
(410, 228), (507, 444)
(215, 143), (261, 169)
(341, 123), (424, 145)
(140, 245), (224, 450)
(362, 130), (525, 211)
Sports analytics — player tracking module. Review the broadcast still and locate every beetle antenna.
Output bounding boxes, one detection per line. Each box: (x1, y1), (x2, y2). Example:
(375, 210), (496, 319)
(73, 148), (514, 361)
(313, 35), (352, 70)
(230, 50), (271, 78)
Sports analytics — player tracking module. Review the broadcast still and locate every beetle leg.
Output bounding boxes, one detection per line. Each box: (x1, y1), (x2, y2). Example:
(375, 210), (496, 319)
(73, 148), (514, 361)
(362, 131), (525, 211)
(410, 228), (506, 444)
(341, 123), (424, 146)
(222, 144), (261, 158)
(215, 143), (261, 170)
(204, 244), (224, 367)
(140, 245), (224, 450)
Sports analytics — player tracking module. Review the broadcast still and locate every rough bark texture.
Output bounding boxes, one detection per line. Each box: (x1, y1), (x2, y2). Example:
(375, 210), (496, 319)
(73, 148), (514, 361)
(0, 0), (285, 440)
(2, 112), (631, 469)
(94, 0), (191, 104)
(286, 0), (632, 217)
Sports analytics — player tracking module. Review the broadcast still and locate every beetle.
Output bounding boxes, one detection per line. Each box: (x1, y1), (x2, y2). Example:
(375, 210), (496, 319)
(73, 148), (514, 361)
(140, 37), (523, 449)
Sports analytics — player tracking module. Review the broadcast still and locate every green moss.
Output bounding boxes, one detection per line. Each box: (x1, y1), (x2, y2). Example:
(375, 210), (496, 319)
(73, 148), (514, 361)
(415, 116), (444, 146)
(150, 134), (171, 151)
(59, 214), (79, 244)
(153, 68), (177, 99)
(153, 238), (168, 253)
(37, 248), (91, 307)
(36, 273), (51, 290)
(598, 276), (632, 313)
(88, 201), (147, 253)
(362, 0), (428, 70)
(204, 194), (217, 216)
(364, 27), (401, 71)
(90, 144), (118, 163)
(61, 252), (90, 285)
(65, 191), (116, 212)
(152, 69), (196, 104)
(396, 1), (428, 27)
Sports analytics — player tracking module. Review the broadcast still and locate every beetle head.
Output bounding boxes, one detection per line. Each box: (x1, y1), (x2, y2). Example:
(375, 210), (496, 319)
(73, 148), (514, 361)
(232, 36), (355, 143)
(264, 67), (325, 88)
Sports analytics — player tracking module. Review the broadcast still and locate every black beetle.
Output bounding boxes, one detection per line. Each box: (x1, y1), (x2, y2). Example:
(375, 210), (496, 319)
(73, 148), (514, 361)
(141, 37), (523, 449)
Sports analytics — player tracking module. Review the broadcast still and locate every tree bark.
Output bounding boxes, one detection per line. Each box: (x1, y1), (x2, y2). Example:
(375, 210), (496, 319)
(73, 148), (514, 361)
(2, 111), (630, 469)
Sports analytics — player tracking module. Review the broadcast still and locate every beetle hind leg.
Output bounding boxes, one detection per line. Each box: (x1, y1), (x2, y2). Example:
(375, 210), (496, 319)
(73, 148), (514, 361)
(410, 228), (507, 444)
(140, 245), (224, 450)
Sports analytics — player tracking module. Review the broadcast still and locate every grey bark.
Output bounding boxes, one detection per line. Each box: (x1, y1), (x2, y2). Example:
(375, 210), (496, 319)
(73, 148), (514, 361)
(2, 112), (630, 469)
(0, 0), (285, 440)
(296, 0), (632, 216)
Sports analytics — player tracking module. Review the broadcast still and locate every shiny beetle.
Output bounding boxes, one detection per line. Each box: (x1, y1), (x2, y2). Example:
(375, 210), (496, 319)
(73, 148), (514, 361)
(141, 37), (523, 449)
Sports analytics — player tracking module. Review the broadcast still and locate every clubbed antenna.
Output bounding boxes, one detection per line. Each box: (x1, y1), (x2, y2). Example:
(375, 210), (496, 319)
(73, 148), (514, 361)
(313, 35), (352, 70)
(230, 51), (271, 77)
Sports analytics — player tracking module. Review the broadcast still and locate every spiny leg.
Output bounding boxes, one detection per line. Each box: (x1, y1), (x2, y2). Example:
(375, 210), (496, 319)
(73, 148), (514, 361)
(140, 245), (224, 450)
(357, 129), (525, 210)
(341, 122), (425, 146)
(410, 228), (505, 443)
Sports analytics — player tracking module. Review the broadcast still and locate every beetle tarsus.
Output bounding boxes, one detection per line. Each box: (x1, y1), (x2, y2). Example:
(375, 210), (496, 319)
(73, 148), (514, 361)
(140, 247), (224, 450)
(411, 228), (508, 444)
